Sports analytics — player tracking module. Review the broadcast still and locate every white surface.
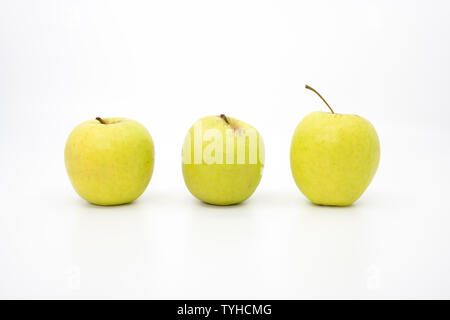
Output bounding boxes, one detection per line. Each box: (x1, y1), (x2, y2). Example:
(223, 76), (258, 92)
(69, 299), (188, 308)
(1, 0), (450, 299)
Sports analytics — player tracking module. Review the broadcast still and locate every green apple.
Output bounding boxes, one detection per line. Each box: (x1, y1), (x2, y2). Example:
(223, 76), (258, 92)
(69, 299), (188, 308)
(65, 117), (155, 205)
(290, 85), (380, 206)
(182, 114), (265, 205)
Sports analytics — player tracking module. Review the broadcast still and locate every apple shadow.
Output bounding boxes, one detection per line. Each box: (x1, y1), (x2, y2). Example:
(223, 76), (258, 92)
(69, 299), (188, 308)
(296, 199), (364, 219)
(79, 199), (138, 211)
(304, 199), (357, 211)
(195, 198), (249, 210)
(252, 188), (359, 214)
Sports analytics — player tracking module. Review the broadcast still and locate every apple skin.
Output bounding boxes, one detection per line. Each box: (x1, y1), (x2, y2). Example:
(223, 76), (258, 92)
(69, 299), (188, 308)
(182, 115), (264, 205)
(290, 111), (380, 206)
(65, 118), (155, 205)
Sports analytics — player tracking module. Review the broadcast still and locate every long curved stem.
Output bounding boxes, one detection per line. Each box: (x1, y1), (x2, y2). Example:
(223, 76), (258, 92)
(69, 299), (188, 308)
(305, 85), (335, 114)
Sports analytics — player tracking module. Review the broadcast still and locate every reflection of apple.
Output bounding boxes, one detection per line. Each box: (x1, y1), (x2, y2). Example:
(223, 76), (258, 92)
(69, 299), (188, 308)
(290, 85), (380, 206)
(182, 114), (265, 205)
(65, 117), (155, 205)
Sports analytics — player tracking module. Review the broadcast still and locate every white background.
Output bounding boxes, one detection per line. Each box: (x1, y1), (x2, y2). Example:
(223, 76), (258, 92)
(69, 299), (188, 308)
(1, 0), (450, 299)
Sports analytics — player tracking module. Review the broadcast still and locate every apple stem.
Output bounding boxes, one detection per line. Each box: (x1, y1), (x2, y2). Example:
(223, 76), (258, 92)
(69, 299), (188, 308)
(220, 114), (230, 125)
(96, 117), (107, 124)
(305, 85), (335, 114)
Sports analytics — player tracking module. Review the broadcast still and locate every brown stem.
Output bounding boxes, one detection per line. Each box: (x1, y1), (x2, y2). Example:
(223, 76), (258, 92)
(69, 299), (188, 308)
(96, 117), (107, 124)
(220, 114), (230, 125)
(305, 85), (335, 114)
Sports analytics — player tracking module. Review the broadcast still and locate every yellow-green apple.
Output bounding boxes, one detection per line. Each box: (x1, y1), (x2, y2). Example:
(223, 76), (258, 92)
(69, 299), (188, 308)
(182, 114), (264, 205)
(65, 117), (155, 205)
(290, 85), (380, 206)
